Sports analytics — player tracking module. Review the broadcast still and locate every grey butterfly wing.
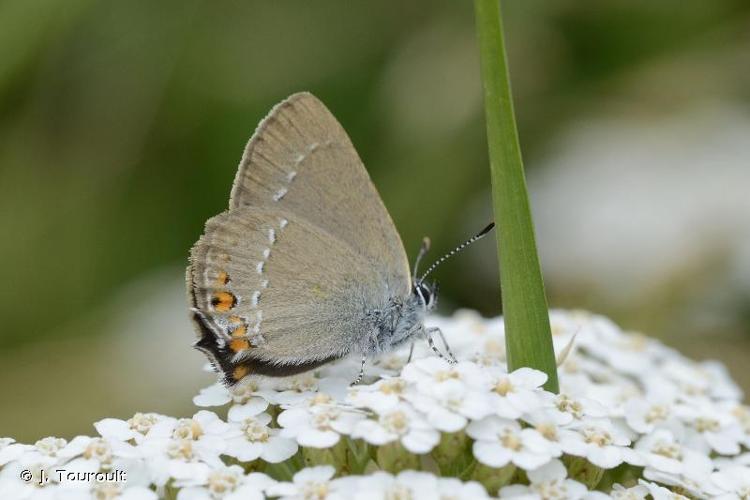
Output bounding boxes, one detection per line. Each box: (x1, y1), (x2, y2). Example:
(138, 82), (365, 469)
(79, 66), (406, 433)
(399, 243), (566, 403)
(188, 206), (399, 384)
(229, 92), (410, 285)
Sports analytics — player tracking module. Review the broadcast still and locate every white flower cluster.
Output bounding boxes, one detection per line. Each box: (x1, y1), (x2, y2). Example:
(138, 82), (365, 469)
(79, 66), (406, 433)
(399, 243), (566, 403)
(2, 310), (749, 499)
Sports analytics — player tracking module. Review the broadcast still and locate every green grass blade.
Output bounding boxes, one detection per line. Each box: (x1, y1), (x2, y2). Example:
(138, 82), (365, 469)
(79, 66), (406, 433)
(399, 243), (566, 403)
(473, 0), (559, 393)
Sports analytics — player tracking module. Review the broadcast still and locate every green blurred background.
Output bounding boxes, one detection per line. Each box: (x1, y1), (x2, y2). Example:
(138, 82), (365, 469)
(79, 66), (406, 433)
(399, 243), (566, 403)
(2, 0), (749, 441)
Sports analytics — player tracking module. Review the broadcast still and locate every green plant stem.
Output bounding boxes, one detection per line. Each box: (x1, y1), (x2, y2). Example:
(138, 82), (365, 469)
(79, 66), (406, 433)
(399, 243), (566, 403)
(473, 0), (559, 392)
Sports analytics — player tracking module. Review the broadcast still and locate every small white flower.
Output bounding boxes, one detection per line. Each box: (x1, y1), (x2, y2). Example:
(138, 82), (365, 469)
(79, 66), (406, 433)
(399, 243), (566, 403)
(467, 416), (557, 470)
(392, 470), (440, 499)
(370, 351), (412, 378)
(341, 470), (440, 500)
(675, 400), (744, 456)
(139, 411), (230, 486)
(580, 327), (658, 378)
(407, 377), (492, 432)
(435, 476), (490, 499)
(499, 458), (588, 499)
(482, 367), (547, 419)
(401, 358), (486, 394)
(639, 479), (690, 500)
(176, 466), (276, 500)
(470, 337), (507, 367)
(661, 358), (717, 401)
(347, 377), (410, 414)
(58, 435), (138, 468)
(643, 449), (723, 498)
(0, 460), (56, 499)
(564, 418), (634, 469)
(543, 392), (609, 424)
(351, 403), (440, 454)
(698, 360), (743, 401)
(521, 409), (588, 459)
(266, 465), (346, 500)
(265, 375), (350, 406)
(0, 439), (32, 467)
(277, 394), (363, 448)
(95, 413), (171, 444)
(724, 403), (750, 448)
(624, 397), (680, 435)
(225, 411), (297, 463)
(0, 436), (74, 493)
(632, 429), (708, 475)
(95, 484), (158, 500)
(426, 313), (488, 359)
(193, 382), (270, 423)
(193, 383), (235, 407)
(609, 483), (650, 499)
(32, 437), (67, 459)
(711, 465), (750, 500)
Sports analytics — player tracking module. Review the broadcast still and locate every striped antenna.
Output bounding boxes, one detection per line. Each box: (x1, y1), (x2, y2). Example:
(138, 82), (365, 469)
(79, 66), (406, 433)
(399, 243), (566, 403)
(412, 237), (431, 282)
(419, 222), (495, 282)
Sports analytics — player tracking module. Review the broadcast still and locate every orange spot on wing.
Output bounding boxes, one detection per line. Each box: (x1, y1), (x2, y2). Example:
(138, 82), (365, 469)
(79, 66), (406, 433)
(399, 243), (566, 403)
(233, 365), (249, 381)
(216, 271), (230, 286)
(230, 325), (247, 338)
(211, 292), (236, 312)
(229, 338), (250, 352)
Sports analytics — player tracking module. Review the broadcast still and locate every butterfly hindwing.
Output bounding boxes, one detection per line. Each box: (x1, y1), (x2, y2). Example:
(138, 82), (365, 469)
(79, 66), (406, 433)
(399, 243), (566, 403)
(188, 206), (397, 384)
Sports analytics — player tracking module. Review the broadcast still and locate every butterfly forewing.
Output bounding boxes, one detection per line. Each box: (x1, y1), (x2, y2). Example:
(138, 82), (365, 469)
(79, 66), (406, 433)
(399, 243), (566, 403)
(229, 92), (410, 285)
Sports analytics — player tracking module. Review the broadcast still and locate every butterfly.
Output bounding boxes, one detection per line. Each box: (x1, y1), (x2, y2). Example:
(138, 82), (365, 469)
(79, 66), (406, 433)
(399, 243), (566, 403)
(187, 92), (493, 385)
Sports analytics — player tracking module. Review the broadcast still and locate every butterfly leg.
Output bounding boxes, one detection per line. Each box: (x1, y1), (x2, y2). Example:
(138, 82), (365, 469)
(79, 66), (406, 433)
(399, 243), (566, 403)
(426, 329), (452, 363)
(434, 327), (457, 363)
(406, 342), (415, 364)
(426, 327), (457, 364)
(351, 355), (367, 385)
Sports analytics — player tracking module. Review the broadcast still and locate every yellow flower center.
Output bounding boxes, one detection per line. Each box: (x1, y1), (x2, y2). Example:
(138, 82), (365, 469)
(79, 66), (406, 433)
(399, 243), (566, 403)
(652, 441), (682, 460)
(290, 374), (318, 392)
(302, 482), (329, 500)
(92, 482), (122, 500)
(231, 382), (259, 404)
(694, 417), (720, 433)
(494, 378), (514, 396)
(380, 379), (406, 395)
(207, 470), (240, 496)
(173, 418), (204, 440)
(128, 413), (158, 434)
(556, 395), (584, 419)
(84, 438), (113, 468)
(499, 429), (523, 451)
(242, 418), (270, 443)
(435, 370), (460, 382)
(385, 485), (413, 500)
(167, 439), (194, 460)
(381, 411), (409, 435)
(536, 423), (558, 441)
(312, 409), (340, 431)
(535, 480), (567, 500)
(645, 405), (669, 424)
(34, 437), (67, 457)
(310, 393), (333, 406)
(582, 427), (612, 447)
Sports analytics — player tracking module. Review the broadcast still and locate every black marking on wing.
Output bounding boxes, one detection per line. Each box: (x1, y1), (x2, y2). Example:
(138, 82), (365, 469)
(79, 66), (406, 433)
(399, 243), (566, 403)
(190, 310), (343, 385)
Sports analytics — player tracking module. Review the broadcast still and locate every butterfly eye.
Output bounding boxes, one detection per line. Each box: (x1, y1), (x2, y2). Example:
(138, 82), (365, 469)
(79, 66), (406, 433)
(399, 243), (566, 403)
(416, 283), (432, 306)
